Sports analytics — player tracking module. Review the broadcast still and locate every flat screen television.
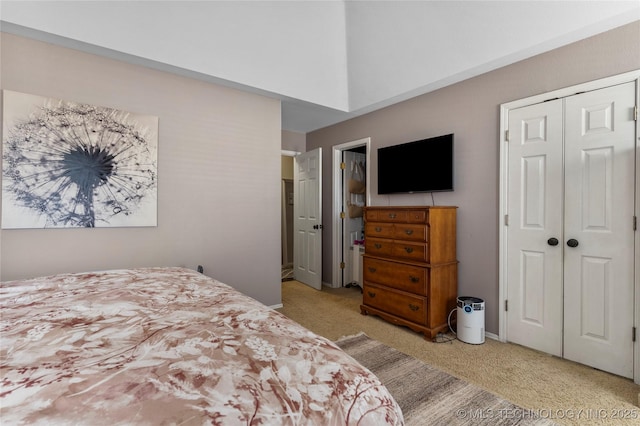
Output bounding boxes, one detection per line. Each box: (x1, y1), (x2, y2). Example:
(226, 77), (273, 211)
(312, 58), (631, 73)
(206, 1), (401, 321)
(377, 133), (454, 194)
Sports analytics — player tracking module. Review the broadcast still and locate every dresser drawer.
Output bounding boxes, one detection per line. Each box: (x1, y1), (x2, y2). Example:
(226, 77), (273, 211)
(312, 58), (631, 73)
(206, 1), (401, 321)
(365, 222), (395, 239)
(365, 237), (393, 257)
(364, 209), (376, 222)
(391, 241), (428, 263)
(393, 223), (427, 242)
(364, 209), (406, 223)
(366, 222), (427, 243)
(363, 283), (427, 325)
(365, 208), (428, 223)
(363, 257), (428, 295)
(403, 209), (428, 223)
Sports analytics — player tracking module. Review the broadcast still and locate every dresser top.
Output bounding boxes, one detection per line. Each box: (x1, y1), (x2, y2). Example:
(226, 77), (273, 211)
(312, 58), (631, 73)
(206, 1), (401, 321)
(365, 206), (457, 209)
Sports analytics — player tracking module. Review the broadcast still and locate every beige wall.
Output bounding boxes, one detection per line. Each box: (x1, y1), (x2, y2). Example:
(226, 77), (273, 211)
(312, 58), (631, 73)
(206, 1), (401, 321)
(281, 156), (294, 181)
(307, 21), (640, 334)
(281, 129), (306, 153)
(0, 33), (283, 307)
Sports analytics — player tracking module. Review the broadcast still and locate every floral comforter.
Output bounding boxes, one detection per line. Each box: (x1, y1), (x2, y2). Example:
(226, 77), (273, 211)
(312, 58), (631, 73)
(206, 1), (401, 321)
(0, 267), (403, 425)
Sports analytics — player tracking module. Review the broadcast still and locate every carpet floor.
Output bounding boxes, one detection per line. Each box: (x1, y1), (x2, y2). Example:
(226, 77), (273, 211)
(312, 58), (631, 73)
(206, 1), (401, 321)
(337, 333), (556, 426)
(277, 280), (640, 426)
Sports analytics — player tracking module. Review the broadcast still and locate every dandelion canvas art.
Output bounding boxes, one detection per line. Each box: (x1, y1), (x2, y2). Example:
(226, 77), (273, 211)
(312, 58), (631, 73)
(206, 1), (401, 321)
(2, 90), (158, 229)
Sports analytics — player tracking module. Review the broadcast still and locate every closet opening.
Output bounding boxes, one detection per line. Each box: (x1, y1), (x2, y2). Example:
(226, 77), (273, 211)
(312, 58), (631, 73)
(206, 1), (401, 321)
(331, 138), (371, 289)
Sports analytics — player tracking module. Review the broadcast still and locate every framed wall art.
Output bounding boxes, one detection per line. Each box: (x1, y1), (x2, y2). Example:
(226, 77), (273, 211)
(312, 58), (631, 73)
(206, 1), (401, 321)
(2, 90), (158, 229)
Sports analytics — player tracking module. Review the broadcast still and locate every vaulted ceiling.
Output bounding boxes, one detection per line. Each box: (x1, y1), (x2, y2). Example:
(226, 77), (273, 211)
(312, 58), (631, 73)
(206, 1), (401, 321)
(1, 1), (639, 133)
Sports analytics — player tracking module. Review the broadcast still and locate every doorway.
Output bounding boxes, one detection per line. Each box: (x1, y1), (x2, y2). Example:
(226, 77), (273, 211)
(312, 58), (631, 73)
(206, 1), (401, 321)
(331, 138), (371, 288)
(281, 178), (294, 280)
(499, 72), (639, 380)
(281, 151), (298, 282)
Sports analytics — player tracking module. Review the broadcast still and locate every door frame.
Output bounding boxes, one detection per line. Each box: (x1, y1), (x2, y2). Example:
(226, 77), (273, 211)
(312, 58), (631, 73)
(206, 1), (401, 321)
(331, 137), (371, 288)
(281, 150), (301, 269)
(498, 69), (640, 383)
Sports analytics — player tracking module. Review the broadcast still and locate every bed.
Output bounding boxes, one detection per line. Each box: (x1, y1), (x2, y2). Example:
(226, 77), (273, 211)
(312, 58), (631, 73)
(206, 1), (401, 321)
(1, 267), (403, 425)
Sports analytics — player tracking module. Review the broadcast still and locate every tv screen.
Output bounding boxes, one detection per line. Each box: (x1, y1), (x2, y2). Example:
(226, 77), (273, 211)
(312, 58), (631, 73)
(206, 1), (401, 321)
(377, 134), (454, 194)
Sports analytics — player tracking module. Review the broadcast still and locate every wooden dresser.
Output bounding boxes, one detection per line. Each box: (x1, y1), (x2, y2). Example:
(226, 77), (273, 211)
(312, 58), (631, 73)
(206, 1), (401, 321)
(360, 206), (457, 340)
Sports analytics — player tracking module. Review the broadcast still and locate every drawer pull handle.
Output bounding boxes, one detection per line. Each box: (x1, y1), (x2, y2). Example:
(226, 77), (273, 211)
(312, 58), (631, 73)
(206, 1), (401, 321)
(368, 267), (377, 273)
(404, 247), (414, 254)
(388, 213), (396, 219)
(404, 229), (414, 235)
(375, 227), (382, 232)
(409, 276), (419, 283)
(408, 304), (419, 311)
(368, 291), (376, 298)
(374, 243), (382, 249)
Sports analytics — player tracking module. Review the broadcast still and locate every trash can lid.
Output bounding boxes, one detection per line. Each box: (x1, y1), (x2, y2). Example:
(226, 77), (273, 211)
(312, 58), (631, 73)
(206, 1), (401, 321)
(457, 296), (484, 304)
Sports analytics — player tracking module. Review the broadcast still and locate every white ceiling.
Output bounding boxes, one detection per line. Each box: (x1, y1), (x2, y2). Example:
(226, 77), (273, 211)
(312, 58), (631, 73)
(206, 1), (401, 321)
(1, 1), (639, 133)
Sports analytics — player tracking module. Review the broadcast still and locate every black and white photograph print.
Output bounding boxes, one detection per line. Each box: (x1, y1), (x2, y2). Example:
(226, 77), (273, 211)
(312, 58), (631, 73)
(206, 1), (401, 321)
(2, 90), (158, 229)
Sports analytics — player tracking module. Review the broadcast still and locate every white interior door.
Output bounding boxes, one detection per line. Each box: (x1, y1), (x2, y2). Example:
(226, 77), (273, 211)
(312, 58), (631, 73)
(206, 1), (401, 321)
(506, 81), (636, 378)
(293, 148), (322, 290)
(563, 82), (636, 378)
(506, 99), (564, 357)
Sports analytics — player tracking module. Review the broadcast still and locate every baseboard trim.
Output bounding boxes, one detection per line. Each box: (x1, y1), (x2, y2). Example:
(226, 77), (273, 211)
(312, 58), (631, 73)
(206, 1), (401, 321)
(485, 331), (499, 341)
(323, 280), (340, 289)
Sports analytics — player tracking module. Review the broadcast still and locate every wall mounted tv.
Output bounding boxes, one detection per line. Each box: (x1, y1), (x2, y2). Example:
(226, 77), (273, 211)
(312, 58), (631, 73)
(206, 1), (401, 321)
(377, 133), (454, 194)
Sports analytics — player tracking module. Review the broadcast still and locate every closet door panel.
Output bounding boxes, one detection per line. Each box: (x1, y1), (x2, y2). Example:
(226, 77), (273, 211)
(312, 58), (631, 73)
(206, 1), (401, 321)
(563, 82), (636, 379)
(506, 99), (564, 357)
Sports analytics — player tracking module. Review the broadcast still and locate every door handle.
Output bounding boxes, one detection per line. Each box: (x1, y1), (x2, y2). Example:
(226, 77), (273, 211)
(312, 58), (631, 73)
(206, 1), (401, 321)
(547, 237), (559, 246)
(312, 224), (323, 230)
(567, 238), (579, 248)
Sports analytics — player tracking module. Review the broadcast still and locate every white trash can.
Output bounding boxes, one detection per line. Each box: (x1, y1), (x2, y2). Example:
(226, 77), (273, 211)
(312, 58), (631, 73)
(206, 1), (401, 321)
(456, 296), (485, 344)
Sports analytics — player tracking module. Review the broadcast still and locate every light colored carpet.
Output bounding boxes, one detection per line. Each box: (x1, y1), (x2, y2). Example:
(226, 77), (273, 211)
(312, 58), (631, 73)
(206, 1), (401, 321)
(337, 333), (555, 425)
(277, 280), (640, 426)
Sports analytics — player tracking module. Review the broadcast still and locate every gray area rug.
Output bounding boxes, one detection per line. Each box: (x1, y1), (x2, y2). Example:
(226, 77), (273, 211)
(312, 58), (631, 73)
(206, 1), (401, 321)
(336, 333), (556, 426)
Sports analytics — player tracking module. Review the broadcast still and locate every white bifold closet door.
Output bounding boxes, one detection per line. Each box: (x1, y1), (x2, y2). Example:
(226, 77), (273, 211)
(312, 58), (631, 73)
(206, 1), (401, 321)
(506, 82), (636, 378)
